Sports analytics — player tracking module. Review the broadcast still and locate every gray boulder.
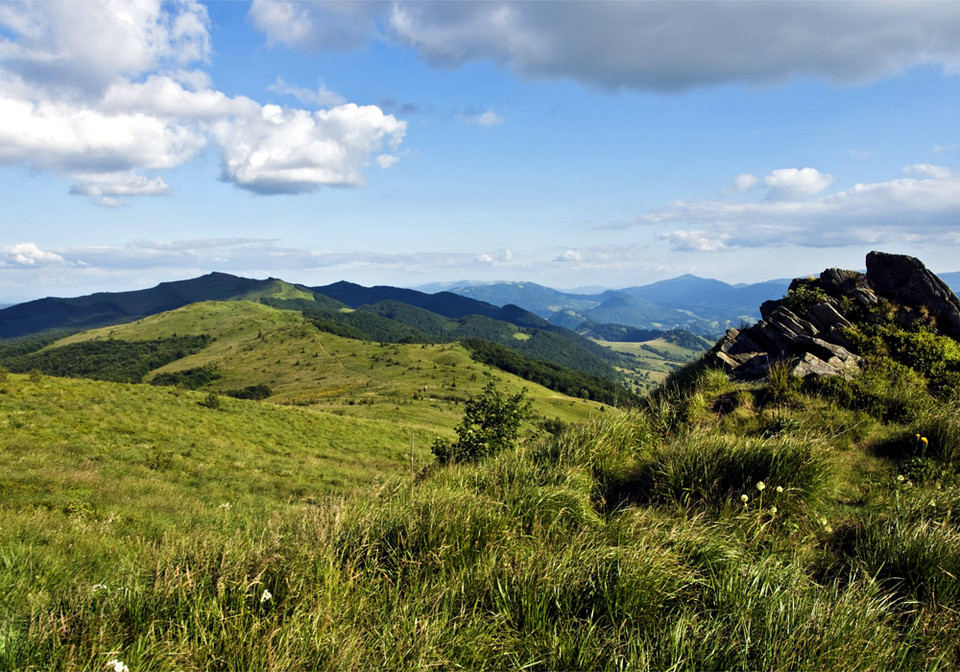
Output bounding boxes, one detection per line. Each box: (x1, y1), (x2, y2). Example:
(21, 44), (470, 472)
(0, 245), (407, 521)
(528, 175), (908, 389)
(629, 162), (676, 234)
(865, 251), (960, 341)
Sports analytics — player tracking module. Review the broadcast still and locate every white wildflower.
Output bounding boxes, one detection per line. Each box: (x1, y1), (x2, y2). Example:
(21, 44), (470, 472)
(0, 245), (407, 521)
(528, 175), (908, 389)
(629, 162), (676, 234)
(756, 481), (766, 492)
(106, 660), (129, 672)
(740, 494), (749, 504)
(776, 486), (784, 493)
(260, 589), (273, 604)
(770, 506), (778, 515)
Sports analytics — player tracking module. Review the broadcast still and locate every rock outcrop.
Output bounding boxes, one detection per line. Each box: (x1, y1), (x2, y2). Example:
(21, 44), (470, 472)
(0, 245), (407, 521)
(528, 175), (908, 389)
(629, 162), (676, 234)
(710, 251), (960, 380)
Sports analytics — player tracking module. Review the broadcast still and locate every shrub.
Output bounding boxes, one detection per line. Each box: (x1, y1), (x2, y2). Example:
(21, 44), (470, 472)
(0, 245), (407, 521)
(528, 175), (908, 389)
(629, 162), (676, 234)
(784, 283), (831, 314)
(200, 392), (221, 409)
(432, 383), (532, 464)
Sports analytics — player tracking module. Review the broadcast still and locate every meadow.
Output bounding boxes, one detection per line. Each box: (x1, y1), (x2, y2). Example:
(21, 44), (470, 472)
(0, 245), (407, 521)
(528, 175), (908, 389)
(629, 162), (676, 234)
(2, 298), (959, 670)
(2, 349), (959, 669)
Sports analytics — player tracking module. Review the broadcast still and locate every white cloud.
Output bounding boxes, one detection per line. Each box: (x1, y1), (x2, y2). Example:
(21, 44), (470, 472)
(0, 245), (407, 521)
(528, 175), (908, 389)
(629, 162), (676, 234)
(476, 248), (513, 264)
(724, 173), (758, 194)
(0, 0), (210, 95)
(69, 171), (171, 207)
(0, 2), (407, 202)
(459, 109), (503, 127)
(641, 170), (960, 251)
(376, 154), (399, 169)
(904, 163), (952, 179)
(267, 77), (346, 108)
(556, 249), (582, 262)
(660, 230), (728, 253)
(763, 167), (834, 200)
(211, 103), (406, 194)
(0, 242), (66, 267)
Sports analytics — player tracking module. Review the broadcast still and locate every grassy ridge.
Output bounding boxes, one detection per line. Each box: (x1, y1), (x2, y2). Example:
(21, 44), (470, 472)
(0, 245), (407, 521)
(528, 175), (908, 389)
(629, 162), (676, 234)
(49, 301), (604, 430)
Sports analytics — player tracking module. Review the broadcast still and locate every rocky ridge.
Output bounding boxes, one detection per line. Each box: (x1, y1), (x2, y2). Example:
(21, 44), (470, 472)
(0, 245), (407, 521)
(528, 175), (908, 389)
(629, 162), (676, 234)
(711, 251), (960, 379)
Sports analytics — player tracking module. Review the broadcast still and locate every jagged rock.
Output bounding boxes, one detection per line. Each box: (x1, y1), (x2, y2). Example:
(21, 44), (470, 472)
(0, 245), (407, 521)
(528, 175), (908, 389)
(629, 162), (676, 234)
(820, 268), (867, 296)
(791, 352), (846, 378)
(805, 302), (852, 333)
(710, 251), (958, 381)
(866, 251), (960, 340)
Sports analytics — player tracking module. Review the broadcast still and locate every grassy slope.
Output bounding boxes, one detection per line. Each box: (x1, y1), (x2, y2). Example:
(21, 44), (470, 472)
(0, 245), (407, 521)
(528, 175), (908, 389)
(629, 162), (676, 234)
(4, 359), (958, 669)
(54, 300), (603, 430)
(598, 337), (707, 390)
(6, 299), (959, 669)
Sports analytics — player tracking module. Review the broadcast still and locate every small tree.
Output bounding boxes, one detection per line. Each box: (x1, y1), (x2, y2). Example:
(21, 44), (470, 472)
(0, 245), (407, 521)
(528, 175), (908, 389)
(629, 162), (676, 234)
(200, 392), (221, 409)
(432, 382), (532, 464)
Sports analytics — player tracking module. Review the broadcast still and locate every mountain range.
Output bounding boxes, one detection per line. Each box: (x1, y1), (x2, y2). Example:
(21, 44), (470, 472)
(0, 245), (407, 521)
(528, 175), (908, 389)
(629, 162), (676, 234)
(422, 272), (960, 336)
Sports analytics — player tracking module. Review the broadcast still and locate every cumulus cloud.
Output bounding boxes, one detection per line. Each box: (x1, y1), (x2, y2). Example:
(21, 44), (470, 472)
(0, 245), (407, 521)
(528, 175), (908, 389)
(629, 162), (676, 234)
(0, 242), (66, 267)
(763, 168), (834, 200)
(641, 169), (960, 251)
(0, 0), (210, 95)
(0, 1), (406, 203)
(211, 103), (405, 194)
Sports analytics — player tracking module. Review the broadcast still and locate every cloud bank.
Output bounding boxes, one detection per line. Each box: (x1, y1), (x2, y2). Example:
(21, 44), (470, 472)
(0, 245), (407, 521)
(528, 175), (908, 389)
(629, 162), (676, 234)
(0, 0), (405, 204)
(646, 166), (960, 251)
(250, 1), (960, 91)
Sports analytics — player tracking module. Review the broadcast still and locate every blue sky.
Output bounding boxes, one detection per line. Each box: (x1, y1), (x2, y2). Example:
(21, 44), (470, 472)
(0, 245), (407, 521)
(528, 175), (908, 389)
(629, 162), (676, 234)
(2, 0), (960, 301)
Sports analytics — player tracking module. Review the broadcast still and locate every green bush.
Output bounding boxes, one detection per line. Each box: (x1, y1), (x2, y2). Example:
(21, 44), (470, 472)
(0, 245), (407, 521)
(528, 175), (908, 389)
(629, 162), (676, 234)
(432, 382), (532, 464)
(784, 283), (831, 314)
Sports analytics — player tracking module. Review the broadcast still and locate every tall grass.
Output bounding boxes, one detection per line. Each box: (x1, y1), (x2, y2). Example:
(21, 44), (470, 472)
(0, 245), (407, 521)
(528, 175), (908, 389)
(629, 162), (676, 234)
(4, 354), (960, 669)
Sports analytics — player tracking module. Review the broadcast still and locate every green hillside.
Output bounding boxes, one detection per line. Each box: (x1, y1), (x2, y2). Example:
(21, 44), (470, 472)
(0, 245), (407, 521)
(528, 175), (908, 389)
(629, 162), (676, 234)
(0, 272), (323, 339)
(598, 333), (712, 391)
(26, 300), (604, 430)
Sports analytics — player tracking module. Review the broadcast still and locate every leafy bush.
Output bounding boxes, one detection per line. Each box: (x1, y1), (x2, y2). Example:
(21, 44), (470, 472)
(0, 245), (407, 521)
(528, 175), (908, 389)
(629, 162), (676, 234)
(150, 365), (221, 389)
(224, 384), (273, 401)
(432, 383), (532, 464)
(784, 283), (831, 314)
